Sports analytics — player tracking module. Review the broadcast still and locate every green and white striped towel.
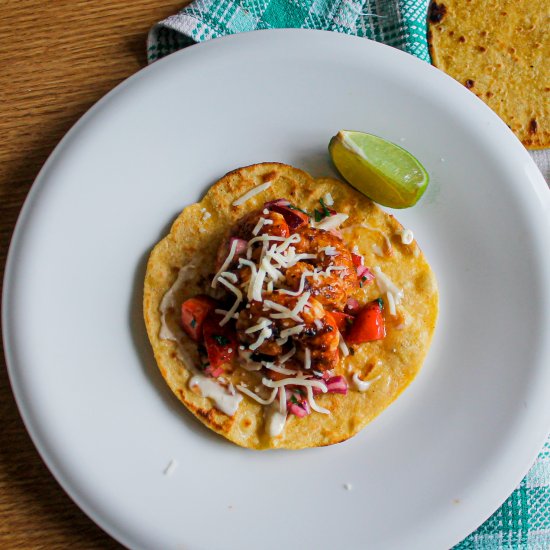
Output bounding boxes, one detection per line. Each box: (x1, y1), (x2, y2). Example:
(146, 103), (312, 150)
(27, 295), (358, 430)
(147, 2), (550, 547)
(147, 0), (432, 63)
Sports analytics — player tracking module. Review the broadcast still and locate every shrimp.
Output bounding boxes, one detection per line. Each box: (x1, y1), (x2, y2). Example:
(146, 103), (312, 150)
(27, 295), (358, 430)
(236, 293), (339, 371)
(215, 210), (290, 270)
(233, 210), (290, 241)
(285, 227), (358, 310)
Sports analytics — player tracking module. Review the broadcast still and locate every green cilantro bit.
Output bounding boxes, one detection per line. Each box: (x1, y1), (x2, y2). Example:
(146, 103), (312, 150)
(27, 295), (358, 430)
(290, 395), (299, 405)
(313, 198), (332, 223)
(213, 334), (230, 346)
(319, 197), (331, 217)
(376, 297), (384, 309)
(190, 318), (197, 328)
(288, 204), (311, 217)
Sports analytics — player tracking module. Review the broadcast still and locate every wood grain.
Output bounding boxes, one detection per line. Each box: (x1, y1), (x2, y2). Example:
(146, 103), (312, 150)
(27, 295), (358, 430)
(0, 2), (190, 548)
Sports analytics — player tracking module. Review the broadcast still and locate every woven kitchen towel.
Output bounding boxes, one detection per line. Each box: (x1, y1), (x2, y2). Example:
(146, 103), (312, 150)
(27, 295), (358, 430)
(147, 0), (432, 63)
(147, 2), (549, 547)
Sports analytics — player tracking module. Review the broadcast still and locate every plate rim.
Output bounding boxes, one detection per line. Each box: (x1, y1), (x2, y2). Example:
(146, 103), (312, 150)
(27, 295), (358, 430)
(3, 28), (550, 550)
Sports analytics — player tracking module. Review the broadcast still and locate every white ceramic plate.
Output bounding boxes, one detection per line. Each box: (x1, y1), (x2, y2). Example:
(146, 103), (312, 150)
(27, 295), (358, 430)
(3, 30), (550, 550)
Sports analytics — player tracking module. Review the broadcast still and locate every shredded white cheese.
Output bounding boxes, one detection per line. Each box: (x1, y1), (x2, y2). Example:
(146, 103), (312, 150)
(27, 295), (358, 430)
(315, 213), (349, 231)
(163, 459), (178, 476)
(265, 363), (298, 375)
(220, 271), (238, 283)
(278, 270), (314, 296)
(217, 277), (243, 325)
(232, 181), (273, 206)
(306, 385), (330, 414)
(373, 266), (403, 317)
(339, 333), (350, 357)
(321, 246), (337, 256)
(291, 291), (311, 317)
(323, 192), (334, 206)
(248, 325), (273, 351)
(212, 239), (239, 288)
(264, 299), (303, 322)
(236, 385), (278, 405)
(252, 217), (267, 236)
(275, 326), (304, 345)
(244, 317), (272, 334)
(262, 376), (327, 392)
(214, 308), (239, 320)
(278, 346), (297, 364)
(304, 348), (311, 370)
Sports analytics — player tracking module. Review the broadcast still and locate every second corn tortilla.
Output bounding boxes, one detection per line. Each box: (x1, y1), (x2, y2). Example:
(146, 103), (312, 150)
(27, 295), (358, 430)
(428, 0), (549, 149)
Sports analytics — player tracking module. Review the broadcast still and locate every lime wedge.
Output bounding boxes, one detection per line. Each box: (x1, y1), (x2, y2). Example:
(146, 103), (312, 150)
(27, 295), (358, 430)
(329, 130), (429, 208)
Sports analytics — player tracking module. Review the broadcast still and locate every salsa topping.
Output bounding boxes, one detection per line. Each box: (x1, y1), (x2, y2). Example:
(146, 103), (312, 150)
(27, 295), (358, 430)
(165, 196), (406, 435)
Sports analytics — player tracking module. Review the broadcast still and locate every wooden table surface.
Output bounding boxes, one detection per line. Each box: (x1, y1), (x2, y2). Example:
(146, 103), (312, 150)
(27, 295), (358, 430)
(0, 2), (190, 548)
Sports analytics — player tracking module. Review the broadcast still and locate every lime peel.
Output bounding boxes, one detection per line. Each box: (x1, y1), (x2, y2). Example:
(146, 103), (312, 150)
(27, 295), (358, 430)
(329, 130), (429, 209)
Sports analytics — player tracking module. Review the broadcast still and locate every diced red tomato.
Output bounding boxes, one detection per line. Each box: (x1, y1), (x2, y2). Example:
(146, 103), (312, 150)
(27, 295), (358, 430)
(328, 311), (354, 333)
(351, 253), (364, 267)
(345, 300), (386, 344)
(267, 203), (310, 230)
(202, 313), (238, 369)
(181, 295), (218, 341)
(344, 297), (361, 315)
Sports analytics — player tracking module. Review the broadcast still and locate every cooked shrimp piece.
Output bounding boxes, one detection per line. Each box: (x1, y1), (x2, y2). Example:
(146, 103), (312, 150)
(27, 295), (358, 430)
(285, 227), (358, 310)
(233, 210), (290, 241)
(236, 293), (339, 371)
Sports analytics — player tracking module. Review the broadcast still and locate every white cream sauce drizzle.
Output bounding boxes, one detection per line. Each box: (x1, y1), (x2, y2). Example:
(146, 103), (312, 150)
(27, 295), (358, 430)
(189, 375), (243, 416)
(397, 228), (414, 245)
(159, 263), (243, 417)
(265, 403), (287, 437)
(159, 264), (196, 341)
(352, 373), (381, 392)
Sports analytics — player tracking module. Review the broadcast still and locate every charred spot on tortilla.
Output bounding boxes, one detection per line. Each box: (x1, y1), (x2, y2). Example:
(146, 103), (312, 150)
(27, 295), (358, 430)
(428, 2), (447, 23)
(143, 163), (438, 449)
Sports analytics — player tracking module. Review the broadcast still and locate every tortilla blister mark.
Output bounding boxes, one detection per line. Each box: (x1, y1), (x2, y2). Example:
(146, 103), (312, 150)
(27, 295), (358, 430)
(427, 0), (548, 149)
(143, 163), (438, 449)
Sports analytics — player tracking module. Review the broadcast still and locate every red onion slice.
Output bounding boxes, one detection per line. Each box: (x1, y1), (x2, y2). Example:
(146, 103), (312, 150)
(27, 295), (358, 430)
(325, 375), (348, 395)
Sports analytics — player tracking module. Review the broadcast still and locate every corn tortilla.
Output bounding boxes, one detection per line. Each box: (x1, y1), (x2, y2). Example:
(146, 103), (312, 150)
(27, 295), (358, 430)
(143, 163), (438, 449)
